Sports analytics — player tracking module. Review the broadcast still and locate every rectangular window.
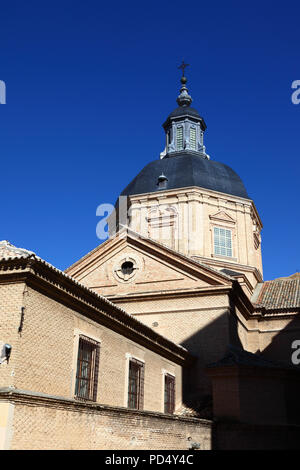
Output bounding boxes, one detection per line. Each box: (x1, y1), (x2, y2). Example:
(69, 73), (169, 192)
(190, 127), (196, 150)
(164, 374), (175, 414)
(128, 358), (144, 410)
(75, 335), (100, 401)
(214, 227), (232, 257)
(176, 126), (183, 150)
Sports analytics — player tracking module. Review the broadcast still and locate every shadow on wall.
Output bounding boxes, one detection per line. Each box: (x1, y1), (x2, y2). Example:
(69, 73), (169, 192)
(260, 314), (300, 366)
(179, 304), (244, 417)
(259, 314), (300, 425)
(177, 295), (300, 448)
(179, 300), (300, 428)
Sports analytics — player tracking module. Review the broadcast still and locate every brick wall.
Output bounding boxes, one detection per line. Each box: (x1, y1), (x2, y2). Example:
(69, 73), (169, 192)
(1, 285), (182, 413)
(3, 390), (299, 450)
(0, 282), (26, 389)
(1, 391), (212, 450)
(118, 295), (231, 398)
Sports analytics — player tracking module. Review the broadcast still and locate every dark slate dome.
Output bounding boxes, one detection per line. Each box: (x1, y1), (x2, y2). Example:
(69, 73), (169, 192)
(163, 106), (207, 130)
(168, 106), (201, 119)
(120, 153), (249, 199)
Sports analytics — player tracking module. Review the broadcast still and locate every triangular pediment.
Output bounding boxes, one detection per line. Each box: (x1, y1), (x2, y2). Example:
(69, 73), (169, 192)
(209, 211), (236, 224)
(65, 228), (231, 298)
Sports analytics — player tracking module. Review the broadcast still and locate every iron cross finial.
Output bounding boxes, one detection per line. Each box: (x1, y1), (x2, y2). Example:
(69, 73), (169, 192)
(178, 60), (189, 77)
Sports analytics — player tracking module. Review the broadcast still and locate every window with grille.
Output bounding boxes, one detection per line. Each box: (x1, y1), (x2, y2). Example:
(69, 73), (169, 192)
(214, 227), (232, 257)
(176, 126), (183, 150)
(164, 374), (175, 414)
(190, 127), (196, 150)
(75, 335), (100, 401)
(128, 358), (144, 410)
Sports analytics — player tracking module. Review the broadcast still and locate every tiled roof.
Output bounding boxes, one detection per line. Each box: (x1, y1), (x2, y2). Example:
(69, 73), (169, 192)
(0, 240), (36, 259)
(0, 240), (190, 362)
(254, 276), (300, 310)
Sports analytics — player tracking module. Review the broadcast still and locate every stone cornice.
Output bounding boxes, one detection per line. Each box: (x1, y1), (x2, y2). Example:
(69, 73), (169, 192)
(128, 185), (253, 205)
(0, 387), (212, 426)
(0, 387), (212, 424)
(128, 186), (262, 226)
(191, 255), (263, 284)
(107, 285), (233, 303)
(254, 306), (300, 317)
(0, 387), (212, 427)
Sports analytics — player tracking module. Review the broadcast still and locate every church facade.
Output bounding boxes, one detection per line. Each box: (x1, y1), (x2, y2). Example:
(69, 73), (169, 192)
(0, 71), (299, 449)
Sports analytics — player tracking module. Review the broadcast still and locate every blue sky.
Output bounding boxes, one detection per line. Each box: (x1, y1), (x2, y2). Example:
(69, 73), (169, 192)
(0, 0), (299, 280)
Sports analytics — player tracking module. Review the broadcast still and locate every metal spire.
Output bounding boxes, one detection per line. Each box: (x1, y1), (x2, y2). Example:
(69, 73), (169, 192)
(178, 60), (190, 77)
(176, 60), (192, 107)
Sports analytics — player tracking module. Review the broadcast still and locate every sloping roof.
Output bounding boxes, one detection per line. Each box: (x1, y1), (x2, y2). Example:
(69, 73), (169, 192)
(0, 240), (191, 364)
(220, 268), (244, 278)
(119, 153), (249, 200)
(254, 276), (300, 310)
(162, 106), (207, 130)
(0, 240), (36, 259)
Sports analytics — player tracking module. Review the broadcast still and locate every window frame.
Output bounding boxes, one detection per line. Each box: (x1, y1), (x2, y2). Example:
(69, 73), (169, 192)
(189, 127), (196, 150)
(127, 357), (145, 410)
(164, 373), (175, 414)
(74, 335), (100, 402)
(176, 126), (183, 150)
(213, 226), (233, 258)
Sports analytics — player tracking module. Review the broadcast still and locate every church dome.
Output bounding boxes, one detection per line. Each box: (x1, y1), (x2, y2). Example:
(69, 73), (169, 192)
(120, 65), (249, 201)
(120, 152), (249, 199)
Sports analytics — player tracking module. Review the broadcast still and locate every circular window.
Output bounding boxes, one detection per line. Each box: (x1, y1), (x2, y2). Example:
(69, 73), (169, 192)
(121, 261), (134, 275)
(113, 256), (139, 283)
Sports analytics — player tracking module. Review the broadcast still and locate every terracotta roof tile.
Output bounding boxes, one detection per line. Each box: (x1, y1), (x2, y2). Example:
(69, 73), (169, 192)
(255, 277), (300, 310)
(0, 240), (35, 259)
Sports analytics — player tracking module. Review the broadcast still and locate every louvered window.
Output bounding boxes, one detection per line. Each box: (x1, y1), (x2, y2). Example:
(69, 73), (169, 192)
(128, 358), (144, 410)
(75, 335), (100, 401)
(164, 374), (175, 414)
(190, 127), (196, 150)
(176, 126), (183, 150)
(214, 227), (232, 257)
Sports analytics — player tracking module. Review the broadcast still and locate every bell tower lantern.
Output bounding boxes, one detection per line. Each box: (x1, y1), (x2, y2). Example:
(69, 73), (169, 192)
(160, 61), (208, 159)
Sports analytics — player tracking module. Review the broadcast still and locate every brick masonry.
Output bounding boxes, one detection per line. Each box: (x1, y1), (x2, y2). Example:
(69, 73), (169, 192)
(0, 390), (212, 450)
